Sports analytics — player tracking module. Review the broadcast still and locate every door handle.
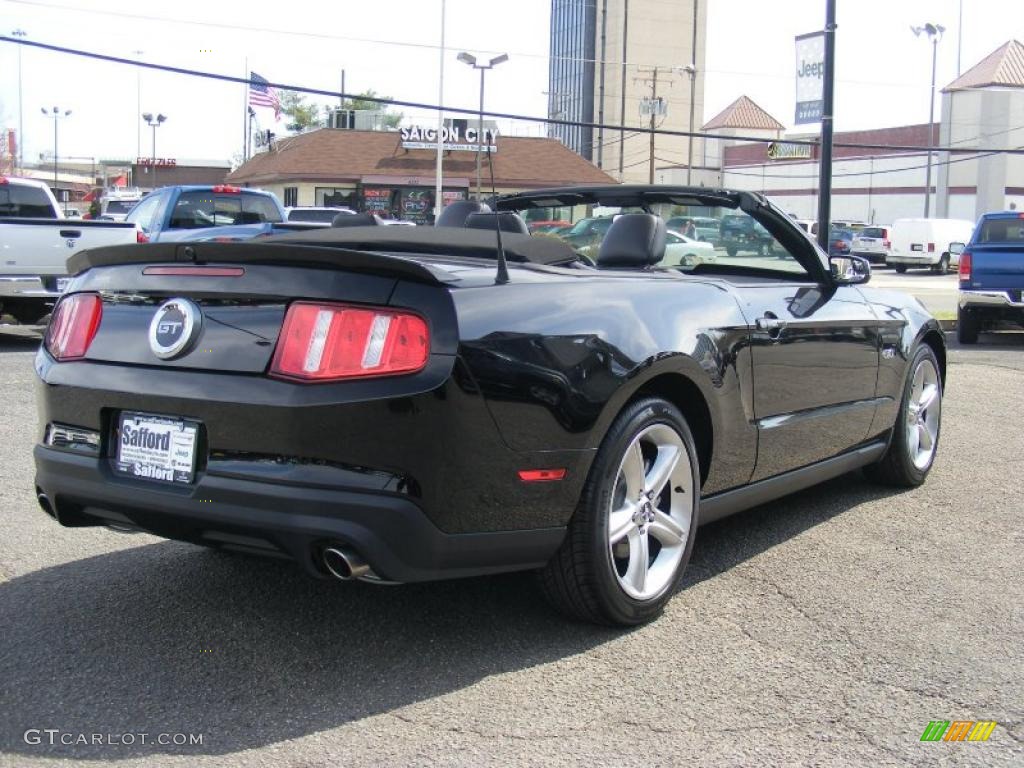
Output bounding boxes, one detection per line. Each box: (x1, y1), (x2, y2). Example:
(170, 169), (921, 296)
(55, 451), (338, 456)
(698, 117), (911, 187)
(59, 229), (82, 239)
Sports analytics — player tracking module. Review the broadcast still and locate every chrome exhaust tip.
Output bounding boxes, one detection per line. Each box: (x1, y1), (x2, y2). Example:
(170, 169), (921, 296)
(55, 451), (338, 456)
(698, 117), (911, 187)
(322, 546), (370, 581)
(36, 492), (55, 517)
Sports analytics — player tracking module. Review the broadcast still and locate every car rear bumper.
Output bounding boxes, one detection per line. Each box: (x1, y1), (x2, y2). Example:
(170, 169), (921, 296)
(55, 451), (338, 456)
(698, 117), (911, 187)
(34, 445), (566, 583)
(959, 290), (1024, 310)
(886, 254), (939, 266)
(0, 275), (62, 299)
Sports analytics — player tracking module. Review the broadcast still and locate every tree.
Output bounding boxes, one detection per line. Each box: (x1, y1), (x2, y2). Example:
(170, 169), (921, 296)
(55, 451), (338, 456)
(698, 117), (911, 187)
(279, 91), (323, 133)
(341, 90), (403, 129)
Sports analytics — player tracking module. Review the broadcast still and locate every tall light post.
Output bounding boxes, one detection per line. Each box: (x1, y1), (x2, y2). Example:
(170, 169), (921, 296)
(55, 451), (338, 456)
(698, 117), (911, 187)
(141, 112), (166, 190)
(680, 64), (697, 185)
(41, 107), (71, 210)
(912, 23), (945, 218)
(457, 51), (508, 200)
(132, 50), (144, 163)
(12, 29), (27, 174)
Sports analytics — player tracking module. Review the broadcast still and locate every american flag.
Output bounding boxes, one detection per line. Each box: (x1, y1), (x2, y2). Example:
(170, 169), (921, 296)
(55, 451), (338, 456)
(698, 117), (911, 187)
(249, 72), (280, 120)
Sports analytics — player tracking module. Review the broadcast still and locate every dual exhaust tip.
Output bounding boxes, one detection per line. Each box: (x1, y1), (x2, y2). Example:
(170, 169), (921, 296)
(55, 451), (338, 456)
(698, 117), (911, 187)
(321, 545), (370, 581)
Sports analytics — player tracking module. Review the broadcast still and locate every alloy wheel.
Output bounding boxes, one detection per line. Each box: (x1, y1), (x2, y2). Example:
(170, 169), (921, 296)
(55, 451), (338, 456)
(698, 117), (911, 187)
(607, 424), (694, 600)
(906, 357), (941, 470)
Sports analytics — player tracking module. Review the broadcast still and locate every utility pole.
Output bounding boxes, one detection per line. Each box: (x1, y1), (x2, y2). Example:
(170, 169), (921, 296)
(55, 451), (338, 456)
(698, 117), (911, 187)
(687, 0), (699, 185)
(597, 0), (607, 168)
(13, 29), (27, 174)
(635, 66), (672, 184)
(815, 0), (836, 252)
(618, 0), (628, 180)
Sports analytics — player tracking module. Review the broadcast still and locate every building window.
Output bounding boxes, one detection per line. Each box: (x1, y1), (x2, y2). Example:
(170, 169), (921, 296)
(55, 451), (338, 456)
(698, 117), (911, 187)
(283, 186), (298, 207)
(314, 187), (355, 208)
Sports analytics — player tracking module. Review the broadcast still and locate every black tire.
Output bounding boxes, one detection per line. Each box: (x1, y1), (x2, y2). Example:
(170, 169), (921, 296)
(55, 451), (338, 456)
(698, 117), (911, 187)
(957, 306), (979, 344)
(864, 344), (942, 487)
(725, 246), (737, 257)
(540, 397), (700, 626)
(894, 265), (907, 274)
(931, 253), (950, 274)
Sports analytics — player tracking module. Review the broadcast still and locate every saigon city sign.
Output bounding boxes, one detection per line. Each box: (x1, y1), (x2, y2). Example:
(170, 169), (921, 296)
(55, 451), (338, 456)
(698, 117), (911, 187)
(400, 125), (499, 152)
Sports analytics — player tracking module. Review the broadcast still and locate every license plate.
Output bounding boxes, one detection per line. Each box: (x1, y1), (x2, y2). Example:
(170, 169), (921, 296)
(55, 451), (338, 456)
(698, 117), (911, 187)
(911, 243), (923, 251)
(114, 412), (198, 484)
(56, 277), (71, 293)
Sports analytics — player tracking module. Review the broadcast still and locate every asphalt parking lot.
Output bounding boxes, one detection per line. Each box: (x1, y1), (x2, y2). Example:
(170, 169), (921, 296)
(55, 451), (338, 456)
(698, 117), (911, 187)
(1, 326), (1022, 767)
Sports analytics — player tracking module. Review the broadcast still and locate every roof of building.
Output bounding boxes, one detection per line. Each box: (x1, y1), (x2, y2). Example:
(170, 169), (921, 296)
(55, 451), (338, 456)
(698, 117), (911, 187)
(944, 39), (1024, 92)
(701, 95), (785, 131)
(226, 129), (617, 188)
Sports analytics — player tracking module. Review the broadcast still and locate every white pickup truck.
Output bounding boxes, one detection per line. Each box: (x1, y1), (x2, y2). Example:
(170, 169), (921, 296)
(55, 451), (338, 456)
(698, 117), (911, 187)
(1, 176), (140, 324)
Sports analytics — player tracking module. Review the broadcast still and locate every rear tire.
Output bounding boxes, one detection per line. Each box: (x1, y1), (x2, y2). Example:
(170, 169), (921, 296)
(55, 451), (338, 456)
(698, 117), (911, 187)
(957, 307), (979, 344)
(726, 246), (737, 257)
(540, 397), (699, 626)
(864, 344), (942, 487)
(894, 265), (907, 274)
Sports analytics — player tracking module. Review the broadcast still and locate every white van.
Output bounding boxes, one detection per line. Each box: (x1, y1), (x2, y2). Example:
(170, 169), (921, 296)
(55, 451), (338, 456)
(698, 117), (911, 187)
(887, 218), (976, 273)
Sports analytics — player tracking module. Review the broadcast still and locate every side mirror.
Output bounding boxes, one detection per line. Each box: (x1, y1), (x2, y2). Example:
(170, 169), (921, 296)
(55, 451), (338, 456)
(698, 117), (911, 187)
(948, 241), (966, 255)
(830, 254), (871, 285)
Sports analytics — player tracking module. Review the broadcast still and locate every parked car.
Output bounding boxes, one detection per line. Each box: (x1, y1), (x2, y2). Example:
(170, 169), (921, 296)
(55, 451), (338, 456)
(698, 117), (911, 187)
(285, 206), (355, 225)
(33, 184), (945, 626)
(558, 215), (616, 248)
(527, 219), (572, 234)
(852, 225), (892, 264)
(0, 176), (140, 324)
(828, 228), (854, 257)
(96, 188), (144, 222)
(720, 213), (775, 256)
(887, 218), (975, 273)
(661, 230), (717, 267)
(124, 185), (319, 242)
(667, 216), (720, 245)
(956, 211), (1024, 343)
(63, 208), (83, 219)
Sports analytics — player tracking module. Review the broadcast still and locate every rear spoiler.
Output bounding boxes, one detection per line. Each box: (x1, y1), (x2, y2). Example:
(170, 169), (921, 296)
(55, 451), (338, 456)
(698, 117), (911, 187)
(66, 242), (458, 285)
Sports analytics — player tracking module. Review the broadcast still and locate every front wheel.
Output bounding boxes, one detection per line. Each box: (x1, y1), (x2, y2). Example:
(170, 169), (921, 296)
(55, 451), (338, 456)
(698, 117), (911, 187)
(864, 344), (942, 487)
(957, 306), (979, 344)
(894, 265), (907, 274)
(540, 397), (699, 626)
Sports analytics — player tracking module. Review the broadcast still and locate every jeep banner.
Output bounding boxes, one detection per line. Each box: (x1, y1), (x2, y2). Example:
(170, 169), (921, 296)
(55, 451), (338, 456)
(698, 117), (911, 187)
(795, 31), (825, 125)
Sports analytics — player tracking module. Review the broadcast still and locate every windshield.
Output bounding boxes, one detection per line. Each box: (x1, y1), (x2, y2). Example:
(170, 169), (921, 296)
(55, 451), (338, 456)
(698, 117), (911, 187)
(104, 200), (138, 214)
(169, 191), (283, 228)
(0, 184), (57, 218)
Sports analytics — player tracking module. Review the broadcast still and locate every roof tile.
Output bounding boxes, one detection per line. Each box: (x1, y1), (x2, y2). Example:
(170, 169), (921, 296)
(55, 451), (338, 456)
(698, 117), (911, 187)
(227, 129), (617, 187)
(944, 39), (1024, 92)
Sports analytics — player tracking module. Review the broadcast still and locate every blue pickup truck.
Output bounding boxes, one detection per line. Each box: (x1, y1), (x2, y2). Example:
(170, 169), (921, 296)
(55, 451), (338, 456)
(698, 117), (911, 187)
(123, 185), (317, 243)
(957, 211), (1024, 344)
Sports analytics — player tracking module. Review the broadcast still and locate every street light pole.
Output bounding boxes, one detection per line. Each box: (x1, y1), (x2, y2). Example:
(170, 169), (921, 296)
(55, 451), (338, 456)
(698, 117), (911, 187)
(912, 23), (945, 218)
(12, 29), (27, 175)
(41, 107), (71, 211)
(132, 50), (144, 162)
(141, 113), (167, 190)
(682, 64), (697, 185)
(457, 51), (508, 200)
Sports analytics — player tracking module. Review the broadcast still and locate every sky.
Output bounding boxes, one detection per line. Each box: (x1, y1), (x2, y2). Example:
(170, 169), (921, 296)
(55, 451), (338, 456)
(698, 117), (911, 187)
(1, 0), (1022, 168)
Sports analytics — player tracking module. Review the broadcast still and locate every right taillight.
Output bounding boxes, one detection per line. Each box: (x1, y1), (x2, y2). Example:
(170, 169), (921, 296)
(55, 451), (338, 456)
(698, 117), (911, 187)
(45, 292), (103, 361)
(958, 251), (972, 282)
(270, 302), (429, 382)
(136, 229), (149, 243)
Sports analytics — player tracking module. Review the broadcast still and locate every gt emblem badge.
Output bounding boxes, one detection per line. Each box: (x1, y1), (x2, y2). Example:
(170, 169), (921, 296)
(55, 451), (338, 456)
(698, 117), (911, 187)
(148, 298), (202, 360)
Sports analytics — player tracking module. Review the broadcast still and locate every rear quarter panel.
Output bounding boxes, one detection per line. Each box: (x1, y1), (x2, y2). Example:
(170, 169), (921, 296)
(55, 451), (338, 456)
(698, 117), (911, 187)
(452, 273), (757, 495)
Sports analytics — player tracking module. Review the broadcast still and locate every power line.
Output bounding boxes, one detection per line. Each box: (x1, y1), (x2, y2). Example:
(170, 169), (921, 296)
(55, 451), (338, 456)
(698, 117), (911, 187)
(4, 34), (1024, 157)
(0, 0), (979, 92)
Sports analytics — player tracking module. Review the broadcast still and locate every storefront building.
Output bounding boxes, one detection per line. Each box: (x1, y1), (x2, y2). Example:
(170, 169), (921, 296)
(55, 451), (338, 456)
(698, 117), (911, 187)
(227, 127), (616, 224)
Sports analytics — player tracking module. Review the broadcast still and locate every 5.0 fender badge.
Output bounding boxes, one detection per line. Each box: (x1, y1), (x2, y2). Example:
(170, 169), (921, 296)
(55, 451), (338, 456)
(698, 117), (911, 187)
(149, 298), (203, 360)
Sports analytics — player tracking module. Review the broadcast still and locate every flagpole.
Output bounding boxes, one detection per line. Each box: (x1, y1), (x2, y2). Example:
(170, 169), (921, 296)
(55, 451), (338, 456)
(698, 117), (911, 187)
(434, 0), (446, 223)
(242, 57), (248, 162)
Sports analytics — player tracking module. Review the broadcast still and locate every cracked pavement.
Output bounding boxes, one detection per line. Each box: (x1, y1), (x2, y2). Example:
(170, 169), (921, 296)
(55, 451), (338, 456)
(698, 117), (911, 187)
(0, 328), (1021, 767)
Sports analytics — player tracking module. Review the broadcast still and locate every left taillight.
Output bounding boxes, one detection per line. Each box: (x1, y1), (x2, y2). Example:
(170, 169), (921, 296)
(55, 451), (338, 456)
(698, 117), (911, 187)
(136, 229), (149, 243)
(45, 292), (103, 361)
(269, 302), (429, 382)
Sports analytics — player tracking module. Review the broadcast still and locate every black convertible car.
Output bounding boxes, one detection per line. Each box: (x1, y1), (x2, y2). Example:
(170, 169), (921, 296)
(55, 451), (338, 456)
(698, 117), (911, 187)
(33, 186), (945, 625)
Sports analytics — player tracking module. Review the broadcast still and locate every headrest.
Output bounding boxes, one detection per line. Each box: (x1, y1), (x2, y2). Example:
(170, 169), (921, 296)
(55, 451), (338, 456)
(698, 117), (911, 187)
(596, 213), (666, 268)
(464, 212), (531, 235)
(332, 212), (381, 227)
(436, 200), (491, 228)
